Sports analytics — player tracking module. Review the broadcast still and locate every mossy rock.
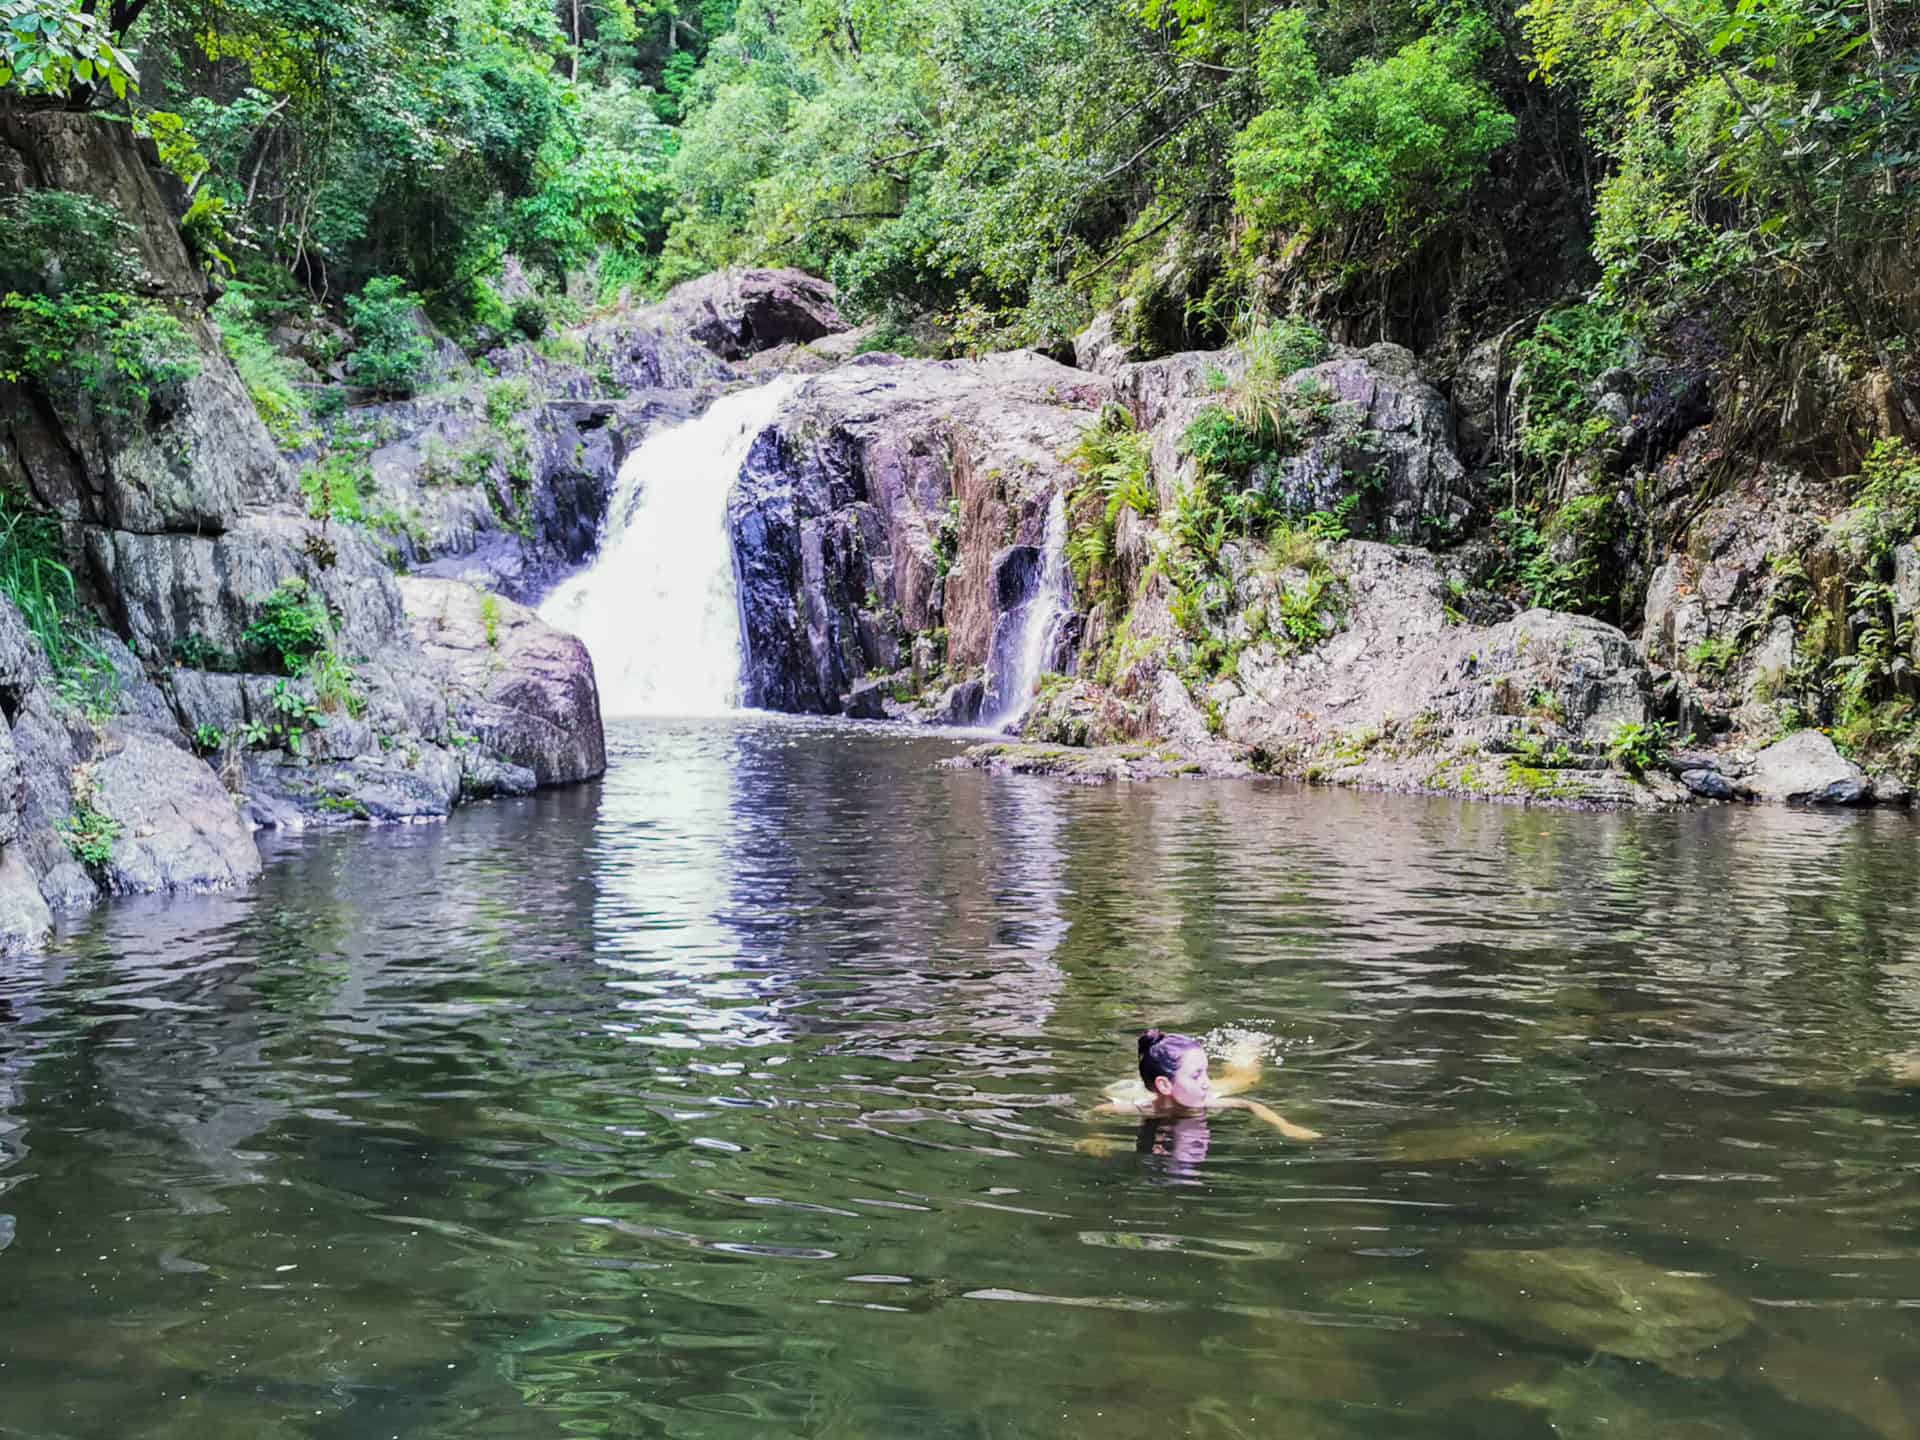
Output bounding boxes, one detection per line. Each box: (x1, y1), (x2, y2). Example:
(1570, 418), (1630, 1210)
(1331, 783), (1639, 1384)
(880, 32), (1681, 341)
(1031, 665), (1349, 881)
(1453, 1247), (1752, 1377)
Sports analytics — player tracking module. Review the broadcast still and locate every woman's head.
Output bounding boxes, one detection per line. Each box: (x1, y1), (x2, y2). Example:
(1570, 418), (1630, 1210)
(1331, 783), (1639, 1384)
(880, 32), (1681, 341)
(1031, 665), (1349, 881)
(1138, 1029), (1211, 1108)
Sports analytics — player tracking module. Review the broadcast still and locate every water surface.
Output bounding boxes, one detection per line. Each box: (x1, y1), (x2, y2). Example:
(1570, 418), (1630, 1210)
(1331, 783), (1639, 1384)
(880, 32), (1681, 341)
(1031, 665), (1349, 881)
(3, 718), (1919, 1438)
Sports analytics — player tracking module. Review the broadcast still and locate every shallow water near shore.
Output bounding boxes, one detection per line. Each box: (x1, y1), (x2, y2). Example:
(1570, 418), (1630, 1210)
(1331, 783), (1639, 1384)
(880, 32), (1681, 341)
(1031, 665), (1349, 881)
(3, 716), (1919, 1438)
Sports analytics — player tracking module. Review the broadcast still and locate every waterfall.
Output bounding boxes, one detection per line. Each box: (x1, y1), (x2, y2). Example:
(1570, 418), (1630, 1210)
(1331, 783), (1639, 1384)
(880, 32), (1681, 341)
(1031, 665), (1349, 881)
(540, 378), (799, 717)
(982, 490), (1071, 731)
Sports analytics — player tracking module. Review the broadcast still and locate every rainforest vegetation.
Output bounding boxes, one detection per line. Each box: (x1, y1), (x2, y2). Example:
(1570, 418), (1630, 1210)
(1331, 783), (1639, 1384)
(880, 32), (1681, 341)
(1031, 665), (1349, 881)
(0, 0), (1917, 764)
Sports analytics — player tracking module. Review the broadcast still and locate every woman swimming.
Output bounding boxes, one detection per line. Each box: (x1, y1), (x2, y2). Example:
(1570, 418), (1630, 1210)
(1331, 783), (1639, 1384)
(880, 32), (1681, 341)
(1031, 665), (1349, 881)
(1093, 1028), (1321, 1141)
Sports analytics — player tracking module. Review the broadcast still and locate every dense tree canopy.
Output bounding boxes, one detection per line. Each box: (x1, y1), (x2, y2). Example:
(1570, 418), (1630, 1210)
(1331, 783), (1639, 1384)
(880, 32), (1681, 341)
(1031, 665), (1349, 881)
(0, 0), (1912, 407)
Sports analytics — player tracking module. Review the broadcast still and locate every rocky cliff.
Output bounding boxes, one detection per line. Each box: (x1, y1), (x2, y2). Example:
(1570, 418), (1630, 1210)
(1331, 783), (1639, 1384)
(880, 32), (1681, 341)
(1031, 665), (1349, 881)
(728, 315), (1905, 812)
(0, 113), (620, 951)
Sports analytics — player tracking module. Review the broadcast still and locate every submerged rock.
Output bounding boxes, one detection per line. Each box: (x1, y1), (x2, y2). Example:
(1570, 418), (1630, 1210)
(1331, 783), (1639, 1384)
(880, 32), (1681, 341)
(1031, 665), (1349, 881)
(943, 741), (1247, 784)
(1452, 1247), (1752, 1377)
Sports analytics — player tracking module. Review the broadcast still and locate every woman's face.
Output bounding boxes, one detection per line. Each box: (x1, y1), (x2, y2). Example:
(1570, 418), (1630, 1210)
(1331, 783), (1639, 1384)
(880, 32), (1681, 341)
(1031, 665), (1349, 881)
(1154, 1048), (1213, 1109)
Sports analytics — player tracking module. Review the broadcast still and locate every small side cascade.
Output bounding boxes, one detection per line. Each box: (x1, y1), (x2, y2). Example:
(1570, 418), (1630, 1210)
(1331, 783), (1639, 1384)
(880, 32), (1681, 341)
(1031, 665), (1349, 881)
(982, 489), (1071, 731)
(539, 378), (800, 716)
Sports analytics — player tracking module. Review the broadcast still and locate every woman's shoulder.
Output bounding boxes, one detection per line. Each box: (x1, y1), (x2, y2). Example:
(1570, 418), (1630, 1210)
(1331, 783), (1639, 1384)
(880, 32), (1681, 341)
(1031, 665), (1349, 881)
(1102, 1077), (1155, 1107)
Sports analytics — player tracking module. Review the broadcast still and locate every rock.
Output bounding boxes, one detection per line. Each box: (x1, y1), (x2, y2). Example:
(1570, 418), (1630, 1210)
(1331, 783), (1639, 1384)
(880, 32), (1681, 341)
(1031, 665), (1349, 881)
(647, 269), (847, 362)
(399, 577), (606, 786)
(1450, 1247), (1751, 1378)
(1073, 311), (1136, 377)
(1741, 729), (1871, 805)
(88, 731), (262, 895)
(0, 851), (51, 956)
(942, 740), (1243, 784)
(1449, 338), (1503, 466)
(911, 634), (939, 687)
(1216, 543), (1659, 804)
(731, 351), (1108, 713)
(1680, 768), (1733, 800)
(459, 753), (538, 799)
(1746, 616), (1796, 700)
(0, 118), (286, 535)
(246, 748), (463, 823)
(1869, 772), (1912, 806)
(1595, 391), (1633, 427)
(843, 676), (891, 720)
(1274, 353), (1476, 544)
(937, 678), (986, 726)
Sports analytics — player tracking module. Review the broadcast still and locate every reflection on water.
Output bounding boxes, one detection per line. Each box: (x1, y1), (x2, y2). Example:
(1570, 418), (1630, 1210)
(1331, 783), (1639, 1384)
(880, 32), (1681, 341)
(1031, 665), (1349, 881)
(2, 717), (1920, 1438)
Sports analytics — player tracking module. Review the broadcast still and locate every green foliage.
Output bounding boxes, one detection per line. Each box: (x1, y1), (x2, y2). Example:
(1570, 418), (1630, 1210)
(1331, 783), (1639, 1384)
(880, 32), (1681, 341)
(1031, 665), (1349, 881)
(0, 490), (117, 696)
(0, 196), (200, 426)
(1607, 719), (1672, 776)
(344, 277), (432, 397)
(211, 285), (315, 448)
(484, 377), (533, 428)
(481, 592), (501, 648)
(1522, 0), (1919, 396)
(1232, 14), (1515, 252)
(300, 454), (367, 525)
(509, 297), (549, 340)
(933, 497), (961, 580)
(304, 647), (366, 717)
(1491, 496), (1619, 616)
(244, 579), (330, 674)
(192, 722), (228, 755)
(1066, 406), (1156, 597)
(1512, 304), (1632, 480)
(59, 799), (121, 868)
(1685, 633), (1739, 680)
(0, 0), (136, 98)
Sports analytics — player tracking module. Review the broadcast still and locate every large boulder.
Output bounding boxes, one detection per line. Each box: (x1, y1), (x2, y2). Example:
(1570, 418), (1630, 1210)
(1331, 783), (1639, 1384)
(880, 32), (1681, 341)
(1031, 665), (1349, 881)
(87, 730), (262, 895)
(400, 577), (605, 787)
(649, 269), (848, 362)
(1740, 729), (1871, 805)
(1215, 542), (1658, 805)
(731, 352), (1109, 713)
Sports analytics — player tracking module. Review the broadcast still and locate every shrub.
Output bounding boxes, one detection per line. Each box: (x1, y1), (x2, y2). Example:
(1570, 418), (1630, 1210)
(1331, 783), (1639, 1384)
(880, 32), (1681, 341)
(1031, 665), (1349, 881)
(60, 800), (121, 868)
(510, 297), (549, 340)
(1513, 304), (1631, 479)
(211, 286), (314, 449)
(244, 580), (330, 673)
(1066, 406), (1156, 596)
(344, 277), (432, 397)
(0, 192), (198, 424)
(300, 455), (367, 525)
(1232, 15), (1515, 248)
(1606, 719), (1672, 776)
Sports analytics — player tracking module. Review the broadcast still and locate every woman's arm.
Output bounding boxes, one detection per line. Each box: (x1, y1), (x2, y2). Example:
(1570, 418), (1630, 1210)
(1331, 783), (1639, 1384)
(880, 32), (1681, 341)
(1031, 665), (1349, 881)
(1220, 1096), (1321, 1140)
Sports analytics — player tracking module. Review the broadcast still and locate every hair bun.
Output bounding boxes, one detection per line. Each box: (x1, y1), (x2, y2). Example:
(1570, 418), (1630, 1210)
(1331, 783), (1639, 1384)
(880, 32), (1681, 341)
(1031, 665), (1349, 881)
(1138, 1028), (1165, 1056)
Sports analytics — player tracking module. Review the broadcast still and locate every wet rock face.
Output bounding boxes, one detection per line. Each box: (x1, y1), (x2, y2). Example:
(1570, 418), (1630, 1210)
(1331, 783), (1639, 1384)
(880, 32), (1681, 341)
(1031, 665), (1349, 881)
(730, 353), (1109, 714)
(399, 577), (605, 787)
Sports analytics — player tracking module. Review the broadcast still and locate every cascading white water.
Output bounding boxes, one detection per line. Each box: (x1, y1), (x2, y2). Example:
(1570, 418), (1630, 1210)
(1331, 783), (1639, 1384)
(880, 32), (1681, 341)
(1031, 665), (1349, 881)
(540, 378), (799, 716)
(983, 489), (1071, 731)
